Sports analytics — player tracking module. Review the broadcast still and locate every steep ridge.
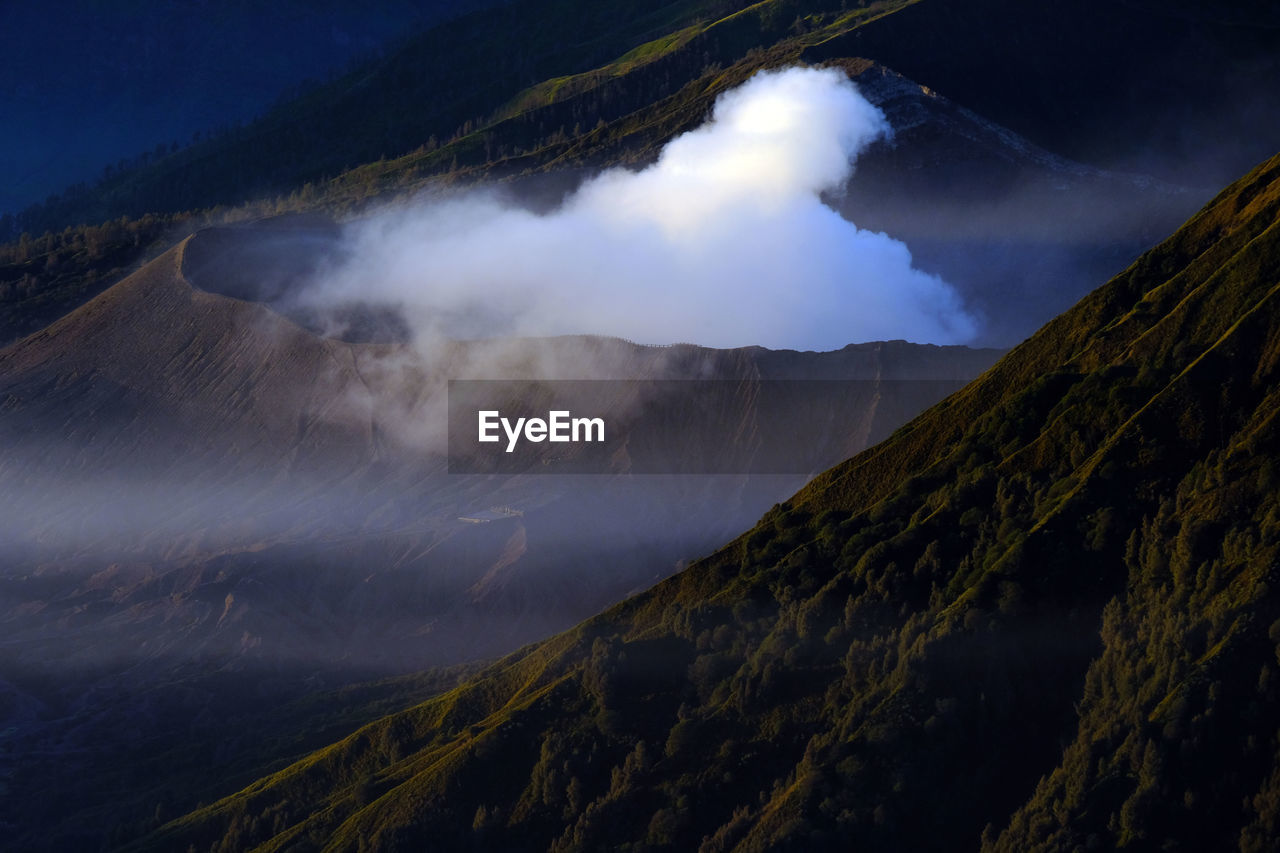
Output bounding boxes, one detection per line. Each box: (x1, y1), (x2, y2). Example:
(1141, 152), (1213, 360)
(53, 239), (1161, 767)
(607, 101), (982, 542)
(10, 0), (764, 235)
(18, 0), (1277, 238)
(136, 153), (1280, 851)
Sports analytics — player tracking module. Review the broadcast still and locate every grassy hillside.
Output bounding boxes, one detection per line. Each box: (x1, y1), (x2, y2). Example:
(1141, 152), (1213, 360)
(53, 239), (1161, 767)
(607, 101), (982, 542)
(12, 0), (1279, 243)
(131, 150), (1280, 850)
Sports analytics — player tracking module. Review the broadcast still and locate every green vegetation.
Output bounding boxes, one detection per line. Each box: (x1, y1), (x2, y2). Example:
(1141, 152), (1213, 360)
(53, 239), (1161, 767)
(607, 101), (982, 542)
(129, 152), (1280, 850)
(0, 215), (178, 347)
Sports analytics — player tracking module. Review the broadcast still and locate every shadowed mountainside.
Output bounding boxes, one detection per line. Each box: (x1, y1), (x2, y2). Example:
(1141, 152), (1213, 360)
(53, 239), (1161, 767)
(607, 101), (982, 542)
(14, 0), (1276, 237)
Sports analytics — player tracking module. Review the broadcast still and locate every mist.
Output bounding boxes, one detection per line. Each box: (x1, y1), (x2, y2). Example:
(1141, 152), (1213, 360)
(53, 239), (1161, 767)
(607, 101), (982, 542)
(303, 67), (978, 351)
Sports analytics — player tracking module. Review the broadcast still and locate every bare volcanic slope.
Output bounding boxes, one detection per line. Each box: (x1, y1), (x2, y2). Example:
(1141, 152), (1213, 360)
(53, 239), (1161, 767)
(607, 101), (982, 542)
(133, 151), (1280, 852)
(0, 216), (1001, 562)
(0, 218), (1001, 850)
(0, 218), (1002, 668)
(0, 230), (384, 480)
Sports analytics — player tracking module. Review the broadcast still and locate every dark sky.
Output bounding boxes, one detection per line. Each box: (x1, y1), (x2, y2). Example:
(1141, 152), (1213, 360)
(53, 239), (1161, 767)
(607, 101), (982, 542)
(0, 0), (486, 217)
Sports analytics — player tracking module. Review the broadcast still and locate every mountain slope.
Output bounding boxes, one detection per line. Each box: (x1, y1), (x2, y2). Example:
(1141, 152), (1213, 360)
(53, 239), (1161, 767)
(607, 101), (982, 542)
(8, 0), (768, 235)
(0, 216), (1001, 851)
(0, 217), (999, 672)
(14, 0), (1278, 240)
(137, 152), (1280, 851)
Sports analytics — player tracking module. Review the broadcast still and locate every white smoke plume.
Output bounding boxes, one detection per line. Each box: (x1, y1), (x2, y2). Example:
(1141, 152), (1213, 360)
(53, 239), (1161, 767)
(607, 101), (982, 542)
(310, 66), (979, 350)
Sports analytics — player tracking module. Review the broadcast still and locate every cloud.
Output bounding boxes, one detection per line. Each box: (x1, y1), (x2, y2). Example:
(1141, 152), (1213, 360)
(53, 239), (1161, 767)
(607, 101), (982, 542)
(307, 66), (979, 350)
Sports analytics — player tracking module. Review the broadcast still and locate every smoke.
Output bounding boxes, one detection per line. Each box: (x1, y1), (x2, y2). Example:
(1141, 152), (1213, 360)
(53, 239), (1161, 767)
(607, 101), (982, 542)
(306, 67), (978, 350)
